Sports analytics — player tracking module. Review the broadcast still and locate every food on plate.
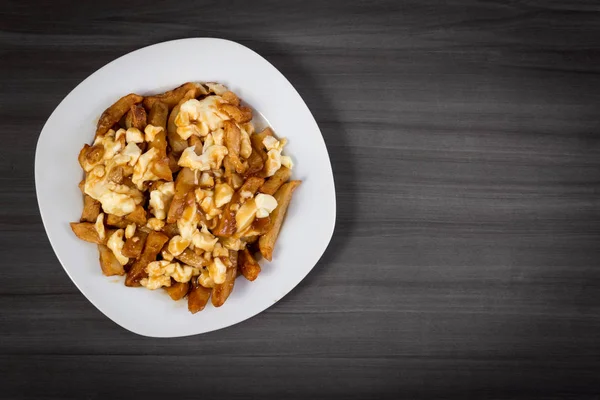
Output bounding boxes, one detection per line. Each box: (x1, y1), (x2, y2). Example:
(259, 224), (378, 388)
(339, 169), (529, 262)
(71, 82), (299, 313)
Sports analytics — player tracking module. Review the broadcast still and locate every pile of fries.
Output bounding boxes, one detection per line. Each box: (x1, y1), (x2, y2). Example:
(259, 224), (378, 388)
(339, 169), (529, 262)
(70, 82), (300, 313)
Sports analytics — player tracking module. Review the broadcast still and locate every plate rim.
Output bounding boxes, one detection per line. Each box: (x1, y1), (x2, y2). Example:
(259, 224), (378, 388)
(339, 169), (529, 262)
(34, 37), (336, 337)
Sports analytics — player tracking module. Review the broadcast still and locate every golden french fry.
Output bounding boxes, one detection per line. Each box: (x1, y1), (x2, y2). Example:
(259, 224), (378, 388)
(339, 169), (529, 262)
(124, 104), (147, 130)
(259, 180), (301, 261)
(165, 281), (190, 301)
(221, 91), (240, 106)
(122, 230), (148, 259)
(106, 213), (128, 228)
(166, 168), (196, 223)
(125, 205), (147, 226)
(70, 222), (103, 244)
(188, 280), (212, 313)
(176, 248), (208, 268)
(244, 149), (264, 178)
(80, 195), (101, 222)
(148, 101), (168, 129)
(96, 93), (143, 138)
(259, 167), (291, 195)
(167, 152), (181, 173)
(211, 251), (237, 307)
(238, 248), (261, 281)
(219, 103), (252, 123)
(224, 120), (247, 174)
(125, 230), (169, 287)
(167, 89), (198, 154)
(143, 82), (206, 111)
(161, 223), (179, 238)
(98, 244), (125, 276)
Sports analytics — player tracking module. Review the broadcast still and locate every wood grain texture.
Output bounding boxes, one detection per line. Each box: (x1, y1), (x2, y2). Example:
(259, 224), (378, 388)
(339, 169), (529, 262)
(1, 0), (600, 398)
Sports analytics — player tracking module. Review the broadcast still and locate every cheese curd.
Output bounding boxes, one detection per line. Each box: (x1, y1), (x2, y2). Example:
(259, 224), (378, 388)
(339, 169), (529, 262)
(198, 268), (214, 288)
(174, 97), (229, 139)
(214, 183), (234, 208)
(119, 142), (142, 167)
(205, 82), (228, 95)
(236, 198), (257, 231)
(208, 257), (227, 284)
(178, 202), (199, 241)
(146, 218), (165, 231)
(149, 182), (175, 220)
(132, 147), (160, 189)
(238, 124), (252, 159)
(94, 213), (106, 242)
(197, 172), (213, 188)
(84, 163), (143, 216)
(212, 242), (229, 258)
(140, 260), (199, 290)
(178, 144), (228, 172)
(94, 129), (125, 161)
(125, 127), (144, 143)
(262, 136), (289, 177)
(107, 229), (128, 266)
(195, 188), (222, 219)
(125, 223), (136, 239)
(168, 235), (190, 256)
(144, 124), (163, 142)
(191, 228), (219, 252)
(255, 193), (278, 218)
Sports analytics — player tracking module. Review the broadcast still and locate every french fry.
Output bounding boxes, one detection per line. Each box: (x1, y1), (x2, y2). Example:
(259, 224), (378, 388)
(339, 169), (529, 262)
(122, 230), (148, 259)
(211, 251), (237, 307)
(165, 281), (189, 301)
(250, 127), (273, 156)
(166, 168), (196, 223)
(96, 93), (143, 138)
(213, 177), (264, 237)
(259, 180), (301, 261)
(188, 280), (212, 313)
(161, 223), (179, 238)
(143, 82), (206, 111)
(98, 244), (125, 276)
(219, 103), (252, 123)
(238, 248), (261, 281)
(125, 230), (169, 286)
(221, 91), (240, 106)
(176, 248), (208, 268)
(244, 149), (264, 178)
(167, 89), (198, 154)
(148, 101), (168, 130)
(224, 120), (247, 174)
(259, 166), (291, 195)
(80, 195), (101, 222)
(167, 152), (181, 173)
(106, 213), (128, 228)
(70, 222), (103, 244)
(124, 104), (147, 130)
(125, 205), (147, 226)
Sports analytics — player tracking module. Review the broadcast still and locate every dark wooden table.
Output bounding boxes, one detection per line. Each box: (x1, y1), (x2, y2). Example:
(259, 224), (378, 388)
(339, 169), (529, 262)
(2, 1), (600, 399)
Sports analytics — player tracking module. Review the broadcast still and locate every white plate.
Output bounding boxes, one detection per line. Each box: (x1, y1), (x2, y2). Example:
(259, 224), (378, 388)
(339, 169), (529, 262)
(35, 38), (336, 337)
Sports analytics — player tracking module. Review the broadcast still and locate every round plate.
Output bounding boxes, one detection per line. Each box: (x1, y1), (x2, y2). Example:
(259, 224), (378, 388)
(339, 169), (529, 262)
(35, 38), (336, 337)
